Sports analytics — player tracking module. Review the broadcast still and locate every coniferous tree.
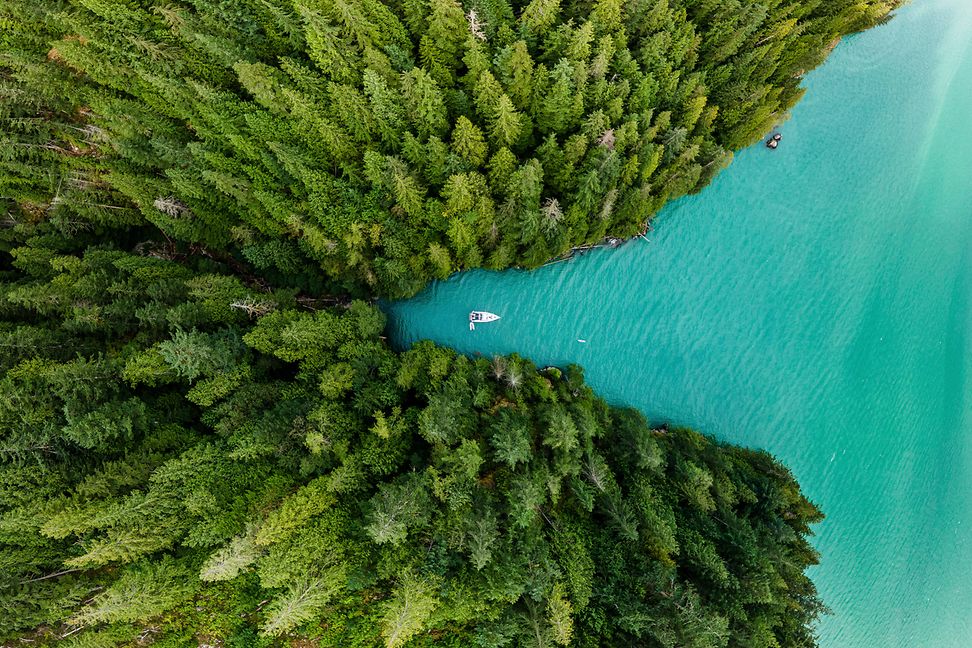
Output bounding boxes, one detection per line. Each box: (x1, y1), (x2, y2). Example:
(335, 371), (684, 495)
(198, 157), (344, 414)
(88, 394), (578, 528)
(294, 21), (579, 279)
(0, 237), (827, 646)
(1, 0), (901, 297)
(0, 0), (900, 644)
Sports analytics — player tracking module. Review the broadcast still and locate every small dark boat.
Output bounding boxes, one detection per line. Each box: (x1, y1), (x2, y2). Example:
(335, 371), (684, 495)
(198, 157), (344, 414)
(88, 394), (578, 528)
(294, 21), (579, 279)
(766, 138), (779, 149)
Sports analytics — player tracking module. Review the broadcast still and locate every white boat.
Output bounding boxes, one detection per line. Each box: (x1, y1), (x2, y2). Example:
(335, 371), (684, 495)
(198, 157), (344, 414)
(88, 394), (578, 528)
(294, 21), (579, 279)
(469, 311), (500, 330)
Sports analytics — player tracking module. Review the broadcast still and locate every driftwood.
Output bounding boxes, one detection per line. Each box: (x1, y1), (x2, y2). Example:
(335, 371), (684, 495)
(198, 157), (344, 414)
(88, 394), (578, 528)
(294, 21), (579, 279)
(542, 221), (653, 267)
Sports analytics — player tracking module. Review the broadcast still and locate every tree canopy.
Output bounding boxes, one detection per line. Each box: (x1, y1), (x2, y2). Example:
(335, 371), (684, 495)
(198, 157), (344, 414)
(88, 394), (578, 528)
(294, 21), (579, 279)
(2, 0), (900, 297)
(0, 239), (825, 646)
(0, 0), (902, 644)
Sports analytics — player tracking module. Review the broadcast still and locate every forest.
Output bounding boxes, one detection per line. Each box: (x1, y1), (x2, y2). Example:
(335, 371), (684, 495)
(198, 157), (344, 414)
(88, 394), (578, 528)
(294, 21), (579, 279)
(0, 242), (825, 646)
(3, 0), (899, 297)
(1, 0), (901, 645)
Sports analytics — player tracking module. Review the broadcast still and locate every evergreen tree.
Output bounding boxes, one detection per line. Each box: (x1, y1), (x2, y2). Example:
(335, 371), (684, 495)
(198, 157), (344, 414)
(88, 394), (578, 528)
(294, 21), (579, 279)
(2, 0), (901, 297)
(0, 0), (901, 644)
(0, 241), (826, 646)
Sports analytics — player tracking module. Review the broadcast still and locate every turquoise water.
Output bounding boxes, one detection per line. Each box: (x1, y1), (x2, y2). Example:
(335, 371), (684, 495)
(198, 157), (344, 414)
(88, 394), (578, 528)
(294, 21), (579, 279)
(387, 1), (972, 646)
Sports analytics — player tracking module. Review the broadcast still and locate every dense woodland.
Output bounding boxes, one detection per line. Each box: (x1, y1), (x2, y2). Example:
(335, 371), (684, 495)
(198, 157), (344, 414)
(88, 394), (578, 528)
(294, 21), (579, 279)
(1, 0), (901, 645)
(0, 240), (825, 646)
(3, 0), (899, 296)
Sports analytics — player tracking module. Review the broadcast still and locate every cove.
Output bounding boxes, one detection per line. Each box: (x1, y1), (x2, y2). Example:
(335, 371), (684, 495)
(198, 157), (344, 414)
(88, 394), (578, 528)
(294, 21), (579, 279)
(386, 1), (972, 646)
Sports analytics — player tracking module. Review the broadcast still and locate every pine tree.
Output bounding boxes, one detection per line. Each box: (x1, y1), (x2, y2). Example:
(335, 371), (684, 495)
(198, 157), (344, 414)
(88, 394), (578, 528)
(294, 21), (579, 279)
(0, 1), (896, 643)
(70, 560), (196, 627)
(381, 574), (439, 648)
(261, 570), (345, 636)
(489, 94), (524, 149)
(401, 67), (449, 140)
(451, 116), (488, 167)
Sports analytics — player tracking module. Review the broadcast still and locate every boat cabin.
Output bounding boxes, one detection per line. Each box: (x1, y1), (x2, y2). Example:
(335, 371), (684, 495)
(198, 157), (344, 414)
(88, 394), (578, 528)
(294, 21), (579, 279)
(469, 310), (501, 330)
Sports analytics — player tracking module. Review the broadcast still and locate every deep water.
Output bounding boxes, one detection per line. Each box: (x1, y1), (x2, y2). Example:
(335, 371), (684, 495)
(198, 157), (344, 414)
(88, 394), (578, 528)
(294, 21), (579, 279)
(386, 1), (972, 645)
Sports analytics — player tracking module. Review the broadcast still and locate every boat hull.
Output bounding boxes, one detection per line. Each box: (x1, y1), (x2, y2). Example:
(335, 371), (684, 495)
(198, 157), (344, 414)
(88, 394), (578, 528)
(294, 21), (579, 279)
(469, 311), (500, 329)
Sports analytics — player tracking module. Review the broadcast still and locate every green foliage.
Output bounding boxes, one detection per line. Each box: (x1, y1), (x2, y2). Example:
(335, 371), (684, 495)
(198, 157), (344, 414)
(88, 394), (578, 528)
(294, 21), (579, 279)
(70, 559), (197, 626)
(260, 570), (345, 637)
(0, 0), (889, 641)
(381, 574), (440, 648)
(0, 0), (902, 297)
(199, 525), (263, 583)
(0, 243), (826, 646)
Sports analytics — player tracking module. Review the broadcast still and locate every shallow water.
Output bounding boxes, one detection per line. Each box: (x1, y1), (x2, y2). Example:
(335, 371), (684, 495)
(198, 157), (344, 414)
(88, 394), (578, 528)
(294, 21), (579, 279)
(386, 1), (972, 645)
